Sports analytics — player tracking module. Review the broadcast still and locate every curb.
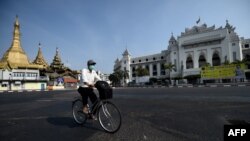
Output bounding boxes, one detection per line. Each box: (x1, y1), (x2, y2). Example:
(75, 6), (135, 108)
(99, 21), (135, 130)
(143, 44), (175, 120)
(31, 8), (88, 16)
(126, 83), (250, 89)
(0, 90), (50, 93)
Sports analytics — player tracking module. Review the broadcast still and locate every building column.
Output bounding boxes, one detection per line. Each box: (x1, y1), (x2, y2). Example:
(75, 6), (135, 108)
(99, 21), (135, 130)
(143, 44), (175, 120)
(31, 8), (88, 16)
(149, 64), (153, 77)
(157, 63), (161, 77)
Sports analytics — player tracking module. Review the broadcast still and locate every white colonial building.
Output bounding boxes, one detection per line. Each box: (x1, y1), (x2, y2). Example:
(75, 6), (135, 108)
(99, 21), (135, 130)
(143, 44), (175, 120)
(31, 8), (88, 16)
(114, 20), (250, 84)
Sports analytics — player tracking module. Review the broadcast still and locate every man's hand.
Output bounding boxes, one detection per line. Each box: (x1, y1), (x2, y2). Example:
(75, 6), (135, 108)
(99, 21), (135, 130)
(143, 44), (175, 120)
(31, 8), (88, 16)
(84, 82), (94, 88)
(88, 84), (95, 88)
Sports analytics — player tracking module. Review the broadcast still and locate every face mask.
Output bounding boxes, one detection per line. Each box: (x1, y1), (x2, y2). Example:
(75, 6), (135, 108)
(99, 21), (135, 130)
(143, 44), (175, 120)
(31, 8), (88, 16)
(88, 65), (95, 70)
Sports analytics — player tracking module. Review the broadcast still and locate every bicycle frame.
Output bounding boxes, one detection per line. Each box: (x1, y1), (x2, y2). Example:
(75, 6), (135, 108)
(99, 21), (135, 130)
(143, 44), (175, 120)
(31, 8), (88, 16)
(88, 98), (108, 116)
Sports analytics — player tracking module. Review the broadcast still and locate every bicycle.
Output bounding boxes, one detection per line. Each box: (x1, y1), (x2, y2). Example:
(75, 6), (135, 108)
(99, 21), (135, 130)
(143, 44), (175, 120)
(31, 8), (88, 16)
(72, 81), (122, 133)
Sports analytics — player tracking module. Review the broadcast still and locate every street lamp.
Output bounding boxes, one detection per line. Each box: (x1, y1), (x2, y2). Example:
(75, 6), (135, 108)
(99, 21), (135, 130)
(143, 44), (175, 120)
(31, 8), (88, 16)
(9, 73), (12, 90)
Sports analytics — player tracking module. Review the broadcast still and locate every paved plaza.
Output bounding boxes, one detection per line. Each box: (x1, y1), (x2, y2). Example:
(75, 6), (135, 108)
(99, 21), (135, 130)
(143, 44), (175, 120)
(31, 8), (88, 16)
(0, 87), (250, 141)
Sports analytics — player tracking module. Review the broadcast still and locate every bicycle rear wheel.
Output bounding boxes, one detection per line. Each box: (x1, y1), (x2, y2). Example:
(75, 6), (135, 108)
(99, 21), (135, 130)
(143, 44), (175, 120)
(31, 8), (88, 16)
(98, 101), (122, 133)
(72, 99), (87, 125)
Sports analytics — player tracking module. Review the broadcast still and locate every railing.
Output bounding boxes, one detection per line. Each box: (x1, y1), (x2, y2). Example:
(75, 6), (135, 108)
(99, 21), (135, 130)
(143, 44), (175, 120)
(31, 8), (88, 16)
(1, 76), (49, 81)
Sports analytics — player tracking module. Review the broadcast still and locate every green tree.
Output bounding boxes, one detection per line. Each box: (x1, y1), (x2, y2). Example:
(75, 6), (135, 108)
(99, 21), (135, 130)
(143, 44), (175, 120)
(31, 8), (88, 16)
(136, 66), (149, 77)
(109, 73), (119, 86)
(110, 70), (130, 86)
(164, 63), (175, 84)
(223, 60), (230, 65)
(121, 70), (129, 85)
(204, 62), (211, 67)
(232, 59), (246, 65)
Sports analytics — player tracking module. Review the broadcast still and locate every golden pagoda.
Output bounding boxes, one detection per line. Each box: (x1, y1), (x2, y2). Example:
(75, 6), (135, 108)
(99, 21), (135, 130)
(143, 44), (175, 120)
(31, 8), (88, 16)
(0, 16), (43, 69)
(50, 47), (64, 71)
(33, 43), (49, 68)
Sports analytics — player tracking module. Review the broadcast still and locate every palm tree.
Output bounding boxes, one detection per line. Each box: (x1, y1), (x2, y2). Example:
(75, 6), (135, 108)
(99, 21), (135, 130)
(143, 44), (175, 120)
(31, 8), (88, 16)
(109, 73), (119, 86)
(122, 70), (129, 85)
(164, 63), (175, 85)
(136, 66), (149, 77)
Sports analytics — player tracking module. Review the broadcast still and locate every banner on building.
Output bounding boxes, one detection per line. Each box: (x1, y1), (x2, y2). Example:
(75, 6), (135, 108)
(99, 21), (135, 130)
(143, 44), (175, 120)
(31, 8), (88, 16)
(201, 64), (246, 79)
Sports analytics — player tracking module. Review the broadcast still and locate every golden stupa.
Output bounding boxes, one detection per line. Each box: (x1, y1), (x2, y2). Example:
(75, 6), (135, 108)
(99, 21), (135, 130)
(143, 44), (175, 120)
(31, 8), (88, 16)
(0, 16), (43, 70)
(33, 43), (49, 68)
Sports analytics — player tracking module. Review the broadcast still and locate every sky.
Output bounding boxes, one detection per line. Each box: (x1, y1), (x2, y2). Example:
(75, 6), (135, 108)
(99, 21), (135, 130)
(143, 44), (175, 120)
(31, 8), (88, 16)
(0, 0), (249, 73)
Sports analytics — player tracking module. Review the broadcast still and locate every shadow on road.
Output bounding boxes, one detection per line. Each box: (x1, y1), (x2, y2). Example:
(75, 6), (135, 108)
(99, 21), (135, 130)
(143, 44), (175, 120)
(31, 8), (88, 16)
(46, 117), (103, 132)
(47, 117), (78, 128)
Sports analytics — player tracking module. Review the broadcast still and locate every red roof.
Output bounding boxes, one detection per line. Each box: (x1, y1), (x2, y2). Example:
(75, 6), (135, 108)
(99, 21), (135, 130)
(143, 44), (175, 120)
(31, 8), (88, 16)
(63, 77), (78, 83)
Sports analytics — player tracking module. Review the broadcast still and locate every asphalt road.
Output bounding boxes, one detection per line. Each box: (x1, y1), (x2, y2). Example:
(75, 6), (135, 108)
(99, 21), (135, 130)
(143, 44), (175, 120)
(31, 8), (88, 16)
(0, 87), (250, 141)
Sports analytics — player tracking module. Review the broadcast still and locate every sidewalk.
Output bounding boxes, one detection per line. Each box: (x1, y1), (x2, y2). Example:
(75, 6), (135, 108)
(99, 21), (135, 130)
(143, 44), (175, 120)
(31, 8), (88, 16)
(0, 88), (77, 93)
(126, 82), (250, 88)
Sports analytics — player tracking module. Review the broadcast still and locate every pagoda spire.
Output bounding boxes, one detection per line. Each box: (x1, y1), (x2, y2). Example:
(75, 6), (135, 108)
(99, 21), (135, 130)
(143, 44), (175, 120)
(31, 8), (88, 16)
(50, 47), (64, 70)
(33, 43), (49, 68)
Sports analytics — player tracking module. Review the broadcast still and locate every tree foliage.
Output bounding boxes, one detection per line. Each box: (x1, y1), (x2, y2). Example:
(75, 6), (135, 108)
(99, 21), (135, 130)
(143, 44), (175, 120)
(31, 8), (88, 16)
(136, 66), (149, 77)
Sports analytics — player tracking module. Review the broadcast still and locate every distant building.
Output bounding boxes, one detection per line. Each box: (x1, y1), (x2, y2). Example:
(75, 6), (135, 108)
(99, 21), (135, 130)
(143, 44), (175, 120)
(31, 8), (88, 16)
(0, 16), (79, 91)
(0, 16), (48, 91)
(114, 20), (250, 84)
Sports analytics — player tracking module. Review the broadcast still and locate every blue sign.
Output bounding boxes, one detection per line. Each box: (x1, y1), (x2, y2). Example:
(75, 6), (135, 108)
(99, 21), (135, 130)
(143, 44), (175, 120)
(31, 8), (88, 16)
(57, 77), (64, 83)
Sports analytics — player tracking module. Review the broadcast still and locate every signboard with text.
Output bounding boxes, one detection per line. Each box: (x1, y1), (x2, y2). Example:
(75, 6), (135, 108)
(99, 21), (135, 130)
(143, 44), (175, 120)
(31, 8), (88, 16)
(201, 64), (246, 79)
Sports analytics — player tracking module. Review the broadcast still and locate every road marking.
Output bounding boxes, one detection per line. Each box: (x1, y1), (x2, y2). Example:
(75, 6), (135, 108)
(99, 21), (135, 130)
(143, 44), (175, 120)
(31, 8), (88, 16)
(143, 134), (147, 140)
(36, 99), (55, 102)
(210, 85), (217, 87)
(224, 85), (231, 87)
(238, 85), (246, 87)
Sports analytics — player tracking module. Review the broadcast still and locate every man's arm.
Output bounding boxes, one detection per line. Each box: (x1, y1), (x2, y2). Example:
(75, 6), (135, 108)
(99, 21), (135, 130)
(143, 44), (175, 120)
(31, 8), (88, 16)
(95, 71), (101, 81)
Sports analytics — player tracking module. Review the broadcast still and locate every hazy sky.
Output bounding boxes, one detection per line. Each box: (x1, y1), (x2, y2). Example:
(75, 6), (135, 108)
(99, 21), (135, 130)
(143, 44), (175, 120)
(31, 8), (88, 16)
(0, 0), (249, 73)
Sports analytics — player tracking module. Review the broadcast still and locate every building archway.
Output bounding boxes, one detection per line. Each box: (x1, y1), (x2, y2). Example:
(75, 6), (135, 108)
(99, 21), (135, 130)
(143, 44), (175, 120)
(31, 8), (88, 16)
(212, 52), (221, 66)
(132, 67), (136, 77)
(198, 54), (206, 67)
(186, 55), (193, 69)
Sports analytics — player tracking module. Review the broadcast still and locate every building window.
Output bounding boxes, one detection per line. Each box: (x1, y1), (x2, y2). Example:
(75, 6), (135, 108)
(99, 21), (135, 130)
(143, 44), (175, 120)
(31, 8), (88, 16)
(132, 61), (135, 63)
(174, 59), (177, 71)
(146, 58), (148, 61)
(153, 64), (157, 76)
(245, 44), (249, 48)
(124, 61), (126, 64)
(161, 56), (164, 59)
(198, 55), (206, 68)
(233, 52), (237, 61)
(232, 43), (235, 46)
(139, 60), (141, 62)
(174, 52), (176, 54)
(132, 67), (136, 77)
(186, 56), (193, 69)
(146, 65), (149, 72)
(161, 64), (165, 75)
(212, 52), (221, 66)
(153, 57), (156, 60)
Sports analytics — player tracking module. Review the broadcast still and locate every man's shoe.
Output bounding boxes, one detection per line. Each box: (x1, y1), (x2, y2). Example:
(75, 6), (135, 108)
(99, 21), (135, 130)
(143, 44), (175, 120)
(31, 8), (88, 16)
(83, 106), (89, 114)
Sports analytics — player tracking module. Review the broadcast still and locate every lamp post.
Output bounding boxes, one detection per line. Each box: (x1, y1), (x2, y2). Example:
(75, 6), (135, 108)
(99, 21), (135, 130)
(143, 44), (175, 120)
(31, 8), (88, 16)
(9, 73), (12, 90)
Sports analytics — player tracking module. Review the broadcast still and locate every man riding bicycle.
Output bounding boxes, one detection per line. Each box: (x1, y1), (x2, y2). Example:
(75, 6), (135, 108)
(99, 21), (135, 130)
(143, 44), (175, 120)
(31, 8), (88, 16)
(78, 60), (101, 116)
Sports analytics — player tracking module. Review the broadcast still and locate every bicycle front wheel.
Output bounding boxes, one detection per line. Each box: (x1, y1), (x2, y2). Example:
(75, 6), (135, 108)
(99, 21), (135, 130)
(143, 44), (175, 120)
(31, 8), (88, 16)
(98, 101), (122, 133)
(72, 99), (87, 125)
